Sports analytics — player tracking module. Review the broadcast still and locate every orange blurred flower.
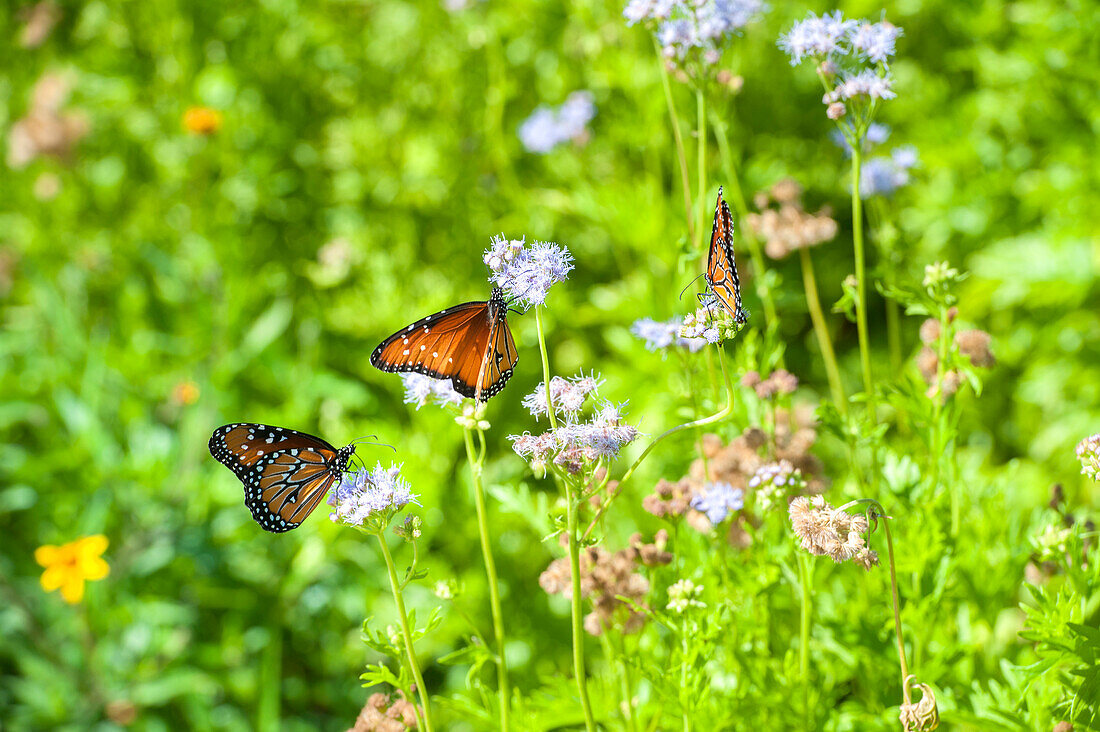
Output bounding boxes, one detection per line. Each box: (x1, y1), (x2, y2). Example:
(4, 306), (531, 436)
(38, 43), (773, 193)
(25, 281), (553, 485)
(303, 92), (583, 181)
(171, 380), (200, 405)
(35, 535), (109, 604)
(183, 106), (222, 135)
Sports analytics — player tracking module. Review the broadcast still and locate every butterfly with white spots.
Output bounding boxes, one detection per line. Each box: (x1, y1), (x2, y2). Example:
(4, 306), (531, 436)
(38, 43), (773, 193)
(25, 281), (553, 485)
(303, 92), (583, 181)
(208, 423), (355, 533)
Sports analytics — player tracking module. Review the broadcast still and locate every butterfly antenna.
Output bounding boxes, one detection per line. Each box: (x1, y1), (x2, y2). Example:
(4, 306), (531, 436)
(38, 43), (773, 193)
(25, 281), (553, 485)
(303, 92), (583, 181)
(349, 435), (397, 452)
(679, 273), (706, 301)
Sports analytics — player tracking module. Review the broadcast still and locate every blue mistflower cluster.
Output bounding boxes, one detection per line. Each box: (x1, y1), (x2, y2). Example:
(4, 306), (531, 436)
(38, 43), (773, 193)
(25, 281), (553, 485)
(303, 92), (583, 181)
(484, 235), (574, 309)
(631, 317), (707, 353)
(690, 481), (744, 524)
(860, 146), (919, 198)
(624, 0), (767, 66)
(518, 91), (596, 154)
(778, 11), (902, 123)
(328, 463), (419, 527)
(400, 373), (464, 410)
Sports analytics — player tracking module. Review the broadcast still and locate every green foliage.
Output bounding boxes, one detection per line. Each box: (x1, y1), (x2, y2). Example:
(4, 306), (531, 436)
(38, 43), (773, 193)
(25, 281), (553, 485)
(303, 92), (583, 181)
(1, 0), (1099, 729)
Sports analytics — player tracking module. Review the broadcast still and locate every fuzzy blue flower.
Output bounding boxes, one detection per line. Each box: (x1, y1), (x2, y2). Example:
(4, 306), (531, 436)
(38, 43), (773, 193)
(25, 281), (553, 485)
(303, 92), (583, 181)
(623, 0), (678, 25)
(401, 373), (464, 409)
(777, 10), (856, 65)
(631, 317), (706, 353)
(690, 481), (744, 524)
(523, 373), (603, 418)
(849, 21), (902, 64)
(860, 145), (918, 198)
(328, 463), (419, 527)
(518, 91), (596, 154)
(485, 235), (573, 308)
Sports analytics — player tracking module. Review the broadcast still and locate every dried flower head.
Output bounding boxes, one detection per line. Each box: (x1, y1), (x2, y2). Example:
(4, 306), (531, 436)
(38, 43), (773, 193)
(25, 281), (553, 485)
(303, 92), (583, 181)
(8, 72), (89, 169)
(898, 677), (939, 731)
(328, 463), (419, 528)
(954, 329), (995, 368)
(788, 496), (877, 568)
(1078, 434), (1100, 482)
(484, 235), (573, 309)
(349, 691), (420, 732)
(518, 91), (596, 153)
(918, 318), (940, 346)
(19, 1), (61, 49)
(540, 536), (664, 635)
(746, 179), (838, 259)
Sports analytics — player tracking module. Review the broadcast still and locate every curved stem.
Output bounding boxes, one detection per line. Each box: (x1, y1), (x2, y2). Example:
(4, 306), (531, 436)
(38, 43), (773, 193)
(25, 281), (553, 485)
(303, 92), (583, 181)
(376, 532), (434, 732)
(462, 427), (510, 731)
(583, 346), (736, 540)
(534, 306), (559, 431)
(654, 36), (695, 244)
(566, 480), (597, 731)
(798, 247), (846, 413)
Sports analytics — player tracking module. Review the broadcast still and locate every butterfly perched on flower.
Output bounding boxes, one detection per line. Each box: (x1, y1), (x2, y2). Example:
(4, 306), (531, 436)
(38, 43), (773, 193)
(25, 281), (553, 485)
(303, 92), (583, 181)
(370, 287), (519, 402)
(699, 186), (748, 325)
(209, 424), (357, 533)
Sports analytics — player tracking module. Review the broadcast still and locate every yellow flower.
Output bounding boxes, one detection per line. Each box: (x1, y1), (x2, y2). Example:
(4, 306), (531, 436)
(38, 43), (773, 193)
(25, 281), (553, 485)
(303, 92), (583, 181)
(35, 535), (109, 604)
(182, 106), (222, 135)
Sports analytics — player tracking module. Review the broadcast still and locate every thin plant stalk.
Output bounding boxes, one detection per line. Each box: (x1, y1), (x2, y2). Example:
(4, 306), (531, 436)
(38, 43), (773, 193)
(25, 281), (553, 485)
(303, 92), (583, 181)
(796, 551), (814, 731)
(566, 478), (597, 731)
(711, 113), (779, 327)
(583, 345), (737, 540)
(798, 247), (846, 412)
(695, 87), (708, 262)
(680, 615), (692, 732)
(850, 147), (875, 412)
(376, 533), (434, 732)
(533, 305), (595, 730)
(462, 426), (510, 731)
(654, 35), (695, 244)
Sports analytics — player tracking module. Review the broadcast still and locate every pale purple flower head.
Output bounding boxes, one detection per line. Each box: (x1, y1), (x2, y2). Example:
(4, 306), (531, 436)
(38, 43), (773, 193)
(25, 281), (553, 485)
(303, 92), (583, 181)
(1078, 434), (1100, 481)
(849, 21), (902, 64)
(523, 373), (603, 419)
(696, 0), (767, 41)
(656, 0), (766, 61)
(485, 235), (573, 308)
(401, 373), (464, 409)
(680, 304), (743, 344)
(690, 481), (744, 524)
(329, 463), (419, 527)
(860, 146), (918, 198)
(631, 317), (706, 352)
(509, 397), (640, 473)
(623, 0), (679, 25)
(518, 91), (596, 154)
(832, 69), (896, 101)
(778, 10), (856, 65)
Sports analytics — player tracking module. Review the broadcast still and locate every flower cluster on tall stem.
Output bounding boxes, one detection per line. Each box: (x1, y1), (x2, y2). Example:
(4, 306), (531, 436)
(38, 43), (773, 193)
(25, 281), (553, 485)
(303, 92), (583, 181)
(329, 464), (434, 732)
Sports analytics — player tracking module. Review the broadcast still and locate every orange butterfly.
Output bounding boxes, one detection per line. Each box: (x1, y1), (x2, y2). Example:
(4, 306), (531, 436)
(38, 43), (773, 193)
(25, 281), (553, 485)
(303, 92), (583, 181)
(700, 186), (748, 325)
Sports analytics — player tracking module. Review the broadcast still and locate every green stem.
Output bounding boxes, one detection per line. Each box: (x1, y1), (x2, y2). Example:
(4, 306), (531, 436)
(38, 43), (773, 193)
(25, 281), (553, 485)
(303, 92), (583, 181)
(376, 533), (434, 732)
(850, 147), (875, 411)
(796, 552), (814, 731)
(583, 346), (736, 540)
(880, 512), (911, 692)
(680, 616), (691, 732)
(654, 36), (695, 245)
(462, 427), (510, 731)
(711, 113), (779, 328)
(534, 306), (559, 431)
(695, 86), (708, 264)
(798, 247), (846, 413)
(566, 480), (597, 731)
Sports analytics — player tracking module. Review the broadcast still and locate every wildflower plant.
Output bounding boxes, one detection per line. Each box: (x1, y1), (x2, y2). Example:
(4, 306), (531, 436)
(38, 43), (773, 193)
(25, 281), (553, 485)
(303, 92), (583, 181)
(34, 535), (110, 604)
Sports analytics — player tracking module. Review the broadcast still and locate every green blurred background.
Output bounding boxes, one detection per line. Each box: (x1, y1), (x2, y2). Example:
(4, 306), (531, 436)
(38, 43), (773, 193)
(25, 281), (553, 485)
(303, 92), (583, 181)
(1, 0), (1098, 728)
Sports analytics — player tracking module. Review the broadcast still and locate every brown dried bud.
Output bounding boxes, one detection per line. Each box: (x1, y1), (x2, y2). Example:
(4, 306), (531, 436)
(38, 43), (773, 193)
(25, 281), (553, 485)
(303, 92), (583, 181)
(771, 178), (802, 204)
(898, 678), (939, 731)
(955, 329), (994, 368)
(919, 318), (941, 346)
(916, 347), (938, 384)
(826, 102), (846, 119)
(1049, 483), (1064, 511)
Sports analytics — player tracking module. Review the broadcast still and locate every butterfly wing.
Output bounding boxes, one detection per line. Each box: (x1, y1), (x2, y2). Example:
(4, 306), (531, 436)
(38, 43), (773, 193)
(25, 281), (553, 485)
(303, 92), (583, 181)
(209, 424), (344, 533)
(370, 292), (517, 401)
(703, 187), (748, 325)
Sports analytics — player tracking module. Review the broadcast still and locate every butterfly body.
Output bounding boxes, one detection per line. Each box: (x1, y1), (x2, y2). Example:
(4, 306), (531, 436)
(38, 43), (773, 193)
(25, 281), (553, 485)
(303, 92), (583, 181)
(209, 423), (353, 533)
(699, 186), (748, 325)
(370, 286), (518, 401)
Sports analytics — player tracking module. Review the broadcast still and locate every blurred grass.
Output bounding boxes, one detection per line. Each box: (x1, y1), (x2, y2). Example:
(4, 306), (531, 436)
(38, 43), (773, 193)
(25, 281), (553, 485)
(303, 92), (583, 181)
(1, 0), (1099, 728)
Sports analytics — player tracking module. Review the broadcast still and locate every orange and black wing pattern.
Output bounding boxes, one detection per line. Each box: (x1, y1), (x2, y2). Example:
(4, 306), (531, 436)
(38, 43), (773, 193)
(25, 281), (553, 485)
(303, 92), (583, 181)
(370, 288), (518, 401)
(703, 186), (748, 325)
(209, 424), (353, 533)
